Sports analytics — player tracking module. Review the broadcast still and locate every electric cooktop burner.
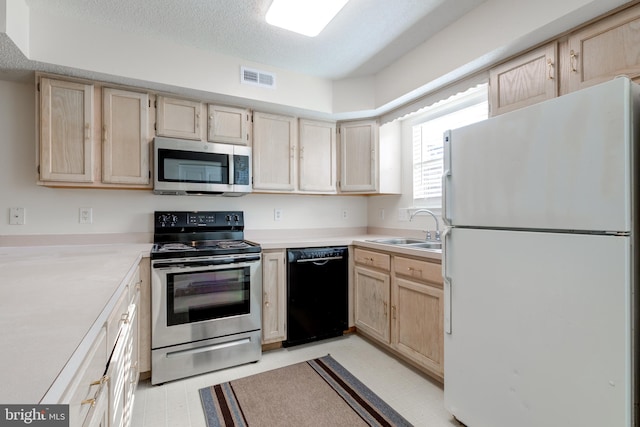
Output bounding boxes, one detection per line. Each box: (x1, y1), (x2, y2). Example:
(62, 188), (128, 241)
(151, 211), (261, 260)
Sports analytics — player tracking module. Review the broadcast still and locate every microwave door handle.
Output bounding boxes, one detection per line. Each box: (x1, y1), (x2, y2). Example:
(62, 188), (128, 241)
(229, 155), (235, 185)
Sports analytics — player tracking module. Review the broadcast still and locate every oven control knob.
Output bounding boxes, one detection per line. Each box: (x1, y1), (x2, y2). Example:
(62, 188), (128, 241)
(234, 214), (240, 222)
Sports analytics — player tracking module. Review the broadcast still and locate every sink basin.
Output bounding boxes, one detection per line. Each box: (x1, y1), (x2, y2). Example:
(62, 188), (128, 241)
(369, 238), (427, 245)
(367, 238), (442, 250)
(405, 241), (442, 249)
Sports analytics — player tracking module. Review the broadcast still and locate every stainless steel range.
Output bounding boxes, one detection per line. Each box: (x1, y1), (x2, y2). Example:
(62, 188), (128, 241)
(150, 210), (262, 385)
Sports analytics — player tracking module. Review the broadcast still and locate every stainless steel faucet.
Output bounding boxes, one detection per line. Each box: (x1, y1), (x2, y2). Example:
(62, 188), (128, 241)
(409, 209), (441, 241)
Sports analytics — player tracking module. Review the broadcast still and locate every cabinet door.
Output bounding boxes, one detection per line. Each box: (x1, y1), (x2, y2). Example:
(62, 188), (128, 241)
(207, 104), (250, 145)
(82, 380), (109, 427)
(156, 96), (202, 140)
(339, 120), (377, 192)
(253, 112), (297, 191)
(299, 119), (337, 193)
(566, 4), (640, 93)
(489, 43), (558, 116)
(102, 88), (151, 185)
(262, 250), (286, 344)
(40, 77), (94, 182)
(60, 327), (107, 427)
(137, 258), (151, 374)
(392, 277), (444, 379)
(354, 265), (390, 343)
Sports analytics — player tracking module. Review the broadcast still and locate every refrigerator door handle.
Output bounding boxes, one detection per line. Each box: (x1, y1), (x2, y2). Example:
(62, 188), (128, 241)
(442, 131), (452, 226)
(442, 227), (452, 334)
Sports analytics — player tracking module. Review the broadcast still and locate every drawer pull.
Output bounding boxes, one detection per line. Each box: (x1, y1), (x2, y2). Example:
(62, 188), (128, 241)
(81, 398), (96, 407)
(89, 374), (109, 387)
(407, 267), (422, 274)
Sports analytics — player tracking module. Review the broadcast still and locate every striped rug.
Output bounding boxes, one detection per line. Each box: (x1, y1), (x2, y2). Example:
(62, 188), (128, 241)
(199, 354), (413, 427)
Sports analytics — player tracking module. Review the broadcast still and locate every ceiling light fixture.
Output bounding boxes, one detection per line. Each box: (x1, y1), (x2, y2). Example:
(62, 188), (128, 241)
(265, 0), (349, 37)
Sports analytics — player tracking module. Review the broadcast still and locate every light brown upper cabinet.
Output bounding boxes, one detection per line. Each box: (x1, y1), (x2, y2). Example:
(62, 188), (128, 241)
(298, 119), (337, 193)
(207, 104), (251, 146)
(489, 43), (558, 116)
(102, 88), (151, 185)
(252, 112), (298, 192)
(156, 96), (203, 140)
(39, 77), (95, 183)
(38, 74), (152, 189)
(338, 120), (378, 193)
(489, 3), (640, 115)
(565, 4), (640, 93)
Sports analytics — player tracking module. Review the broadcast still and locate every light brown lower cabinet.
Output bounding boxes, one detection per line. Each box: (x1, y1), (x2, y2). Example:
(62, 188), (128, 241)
(58, 260), (143, 427)
(354, 247), (444, 382)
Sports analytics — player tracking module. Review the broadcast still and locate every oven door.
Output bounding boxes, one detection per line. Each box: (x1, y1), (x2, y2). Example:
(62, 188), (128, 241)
(151, 255), (262, 349)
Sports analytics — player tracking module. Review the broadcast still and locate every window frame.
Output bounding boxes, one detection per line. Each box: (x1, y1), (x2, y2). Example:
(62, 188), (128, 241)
(404, 84), (488, 209)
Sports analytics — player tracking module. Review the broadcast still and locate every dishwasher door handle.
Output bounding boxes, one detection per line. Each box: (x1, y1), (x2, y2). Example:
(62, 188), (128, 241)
(295, 256), (344, 263)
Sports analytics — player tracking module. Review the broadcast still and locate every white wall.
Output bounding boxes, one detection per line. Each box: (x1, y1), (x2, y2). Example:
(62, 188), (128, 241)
(0, 80), (368, 239)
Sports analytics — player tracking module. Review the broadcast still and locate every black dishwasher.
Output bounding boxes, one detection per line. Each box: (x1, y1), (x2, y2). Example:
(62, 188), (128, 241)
(284, 246), (348, 347)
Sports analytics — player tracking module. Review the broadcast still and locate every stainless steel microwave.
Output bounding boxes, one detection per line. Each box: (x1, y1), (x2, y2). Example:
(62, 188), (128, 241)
(153, 137), (252, 196)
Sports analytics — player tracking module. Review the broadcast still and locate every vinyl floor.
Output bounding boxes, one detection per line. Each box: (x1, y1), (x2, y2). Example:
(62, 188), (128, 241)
(131, 334), (461, 427)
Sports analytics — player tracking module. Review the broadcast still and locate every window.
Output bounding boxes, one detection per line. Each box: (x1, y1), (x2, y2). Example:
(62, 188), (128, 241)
(411, 84), (488, 207)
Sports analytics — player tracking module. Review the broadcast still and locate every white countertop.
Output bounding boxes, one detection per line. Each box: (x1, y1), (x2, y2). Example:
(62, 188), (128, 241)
(0, 244), (151, 404)
(0, 234), (439, 404)
(257, 234), (442, 261)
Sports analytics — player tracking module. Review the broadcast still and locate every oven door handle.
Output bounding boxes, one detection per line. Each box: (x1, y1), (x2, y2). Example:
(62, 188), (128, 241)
(153, 255), (260, 269)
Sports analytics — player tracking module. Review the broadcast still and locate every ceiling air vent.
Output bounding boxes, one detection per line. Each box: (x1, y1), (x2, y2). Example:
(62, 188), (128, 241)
(241, 66), (276, 89)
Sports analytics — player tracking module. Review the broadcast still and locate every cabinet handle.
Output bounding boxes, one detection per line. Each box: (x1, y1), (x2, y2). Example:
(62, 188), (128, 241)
(89, 374), (109, 387)
(383, 301), (388, 317)
(196, 112), (200, 130)
(85, 123), (90, 140)
(547, 58), (554, 80)
(407, 267), (422, 275)
(121, 312), (130, 324)
(299, 147), (304, 159)
(81, 398), (96, 407)
(264, 291), (269, 308)
(570, 49), (578, 73)
(392, 305), (396, 320)
(102, 124), (107, 142)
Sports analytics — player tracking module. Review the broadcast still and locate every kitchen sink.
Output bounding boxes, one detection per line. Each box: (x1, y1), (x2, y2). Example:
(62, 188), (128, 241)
(404, 241), (442, 249)
(369, 238), (428, 245)
(367, 238), (442, 250)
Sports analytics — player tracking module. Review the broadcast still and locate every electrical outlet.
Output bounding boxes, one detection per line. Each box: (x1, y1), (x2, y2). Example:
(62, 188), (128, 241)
(79, 207), (93, 224)
(9, 207), (25, 225)
(398, 208), (409, 221)
(342, 209), (348, 220)
(274, 209), (283, 221)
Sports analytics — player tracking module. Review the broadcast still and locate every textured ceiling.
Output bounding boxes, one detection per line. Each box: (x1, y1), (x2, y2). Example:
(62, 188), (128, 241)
(22, 0), (486, 80)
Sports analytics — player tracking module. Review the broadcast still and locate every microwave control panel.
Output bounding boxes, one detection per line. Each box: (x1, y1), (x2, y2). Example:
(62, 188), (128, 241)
(233, 155), (250, 185)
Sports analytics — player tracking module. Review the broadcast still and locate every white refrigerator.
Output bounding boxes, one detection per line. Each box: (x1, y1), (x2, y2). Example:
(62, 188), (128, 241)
(442, 77), (638, 427)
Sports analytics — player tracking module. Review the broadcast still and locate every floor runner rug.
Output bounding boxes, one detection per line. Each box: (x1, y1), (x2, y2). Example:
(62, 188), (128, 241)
(199, 354), (413, 426)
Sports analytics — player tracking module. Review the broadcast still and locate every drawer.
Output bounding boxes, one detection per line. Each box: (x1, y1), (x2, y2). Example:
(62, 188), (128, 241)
(354, 248), (390, 271)
(106, 288), (130, 351)
(394, 256), (442, 284)
(61, 327), (107, 426)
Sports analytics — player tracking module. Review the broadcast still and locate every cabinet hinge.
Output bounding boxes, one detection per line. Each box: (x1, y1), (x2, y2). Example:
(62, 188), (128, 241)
(149, 170), (151, 179)
(154, 100), (157, 108)
(37, 83), (40, 92)
(37, 165), (40, 174)
(149, 99), (151, 108)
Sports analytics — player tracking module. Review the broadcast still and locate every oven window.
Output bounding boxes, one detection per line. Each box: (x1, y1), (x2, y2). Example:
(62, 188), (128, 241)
(166, 266), (250, 326)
